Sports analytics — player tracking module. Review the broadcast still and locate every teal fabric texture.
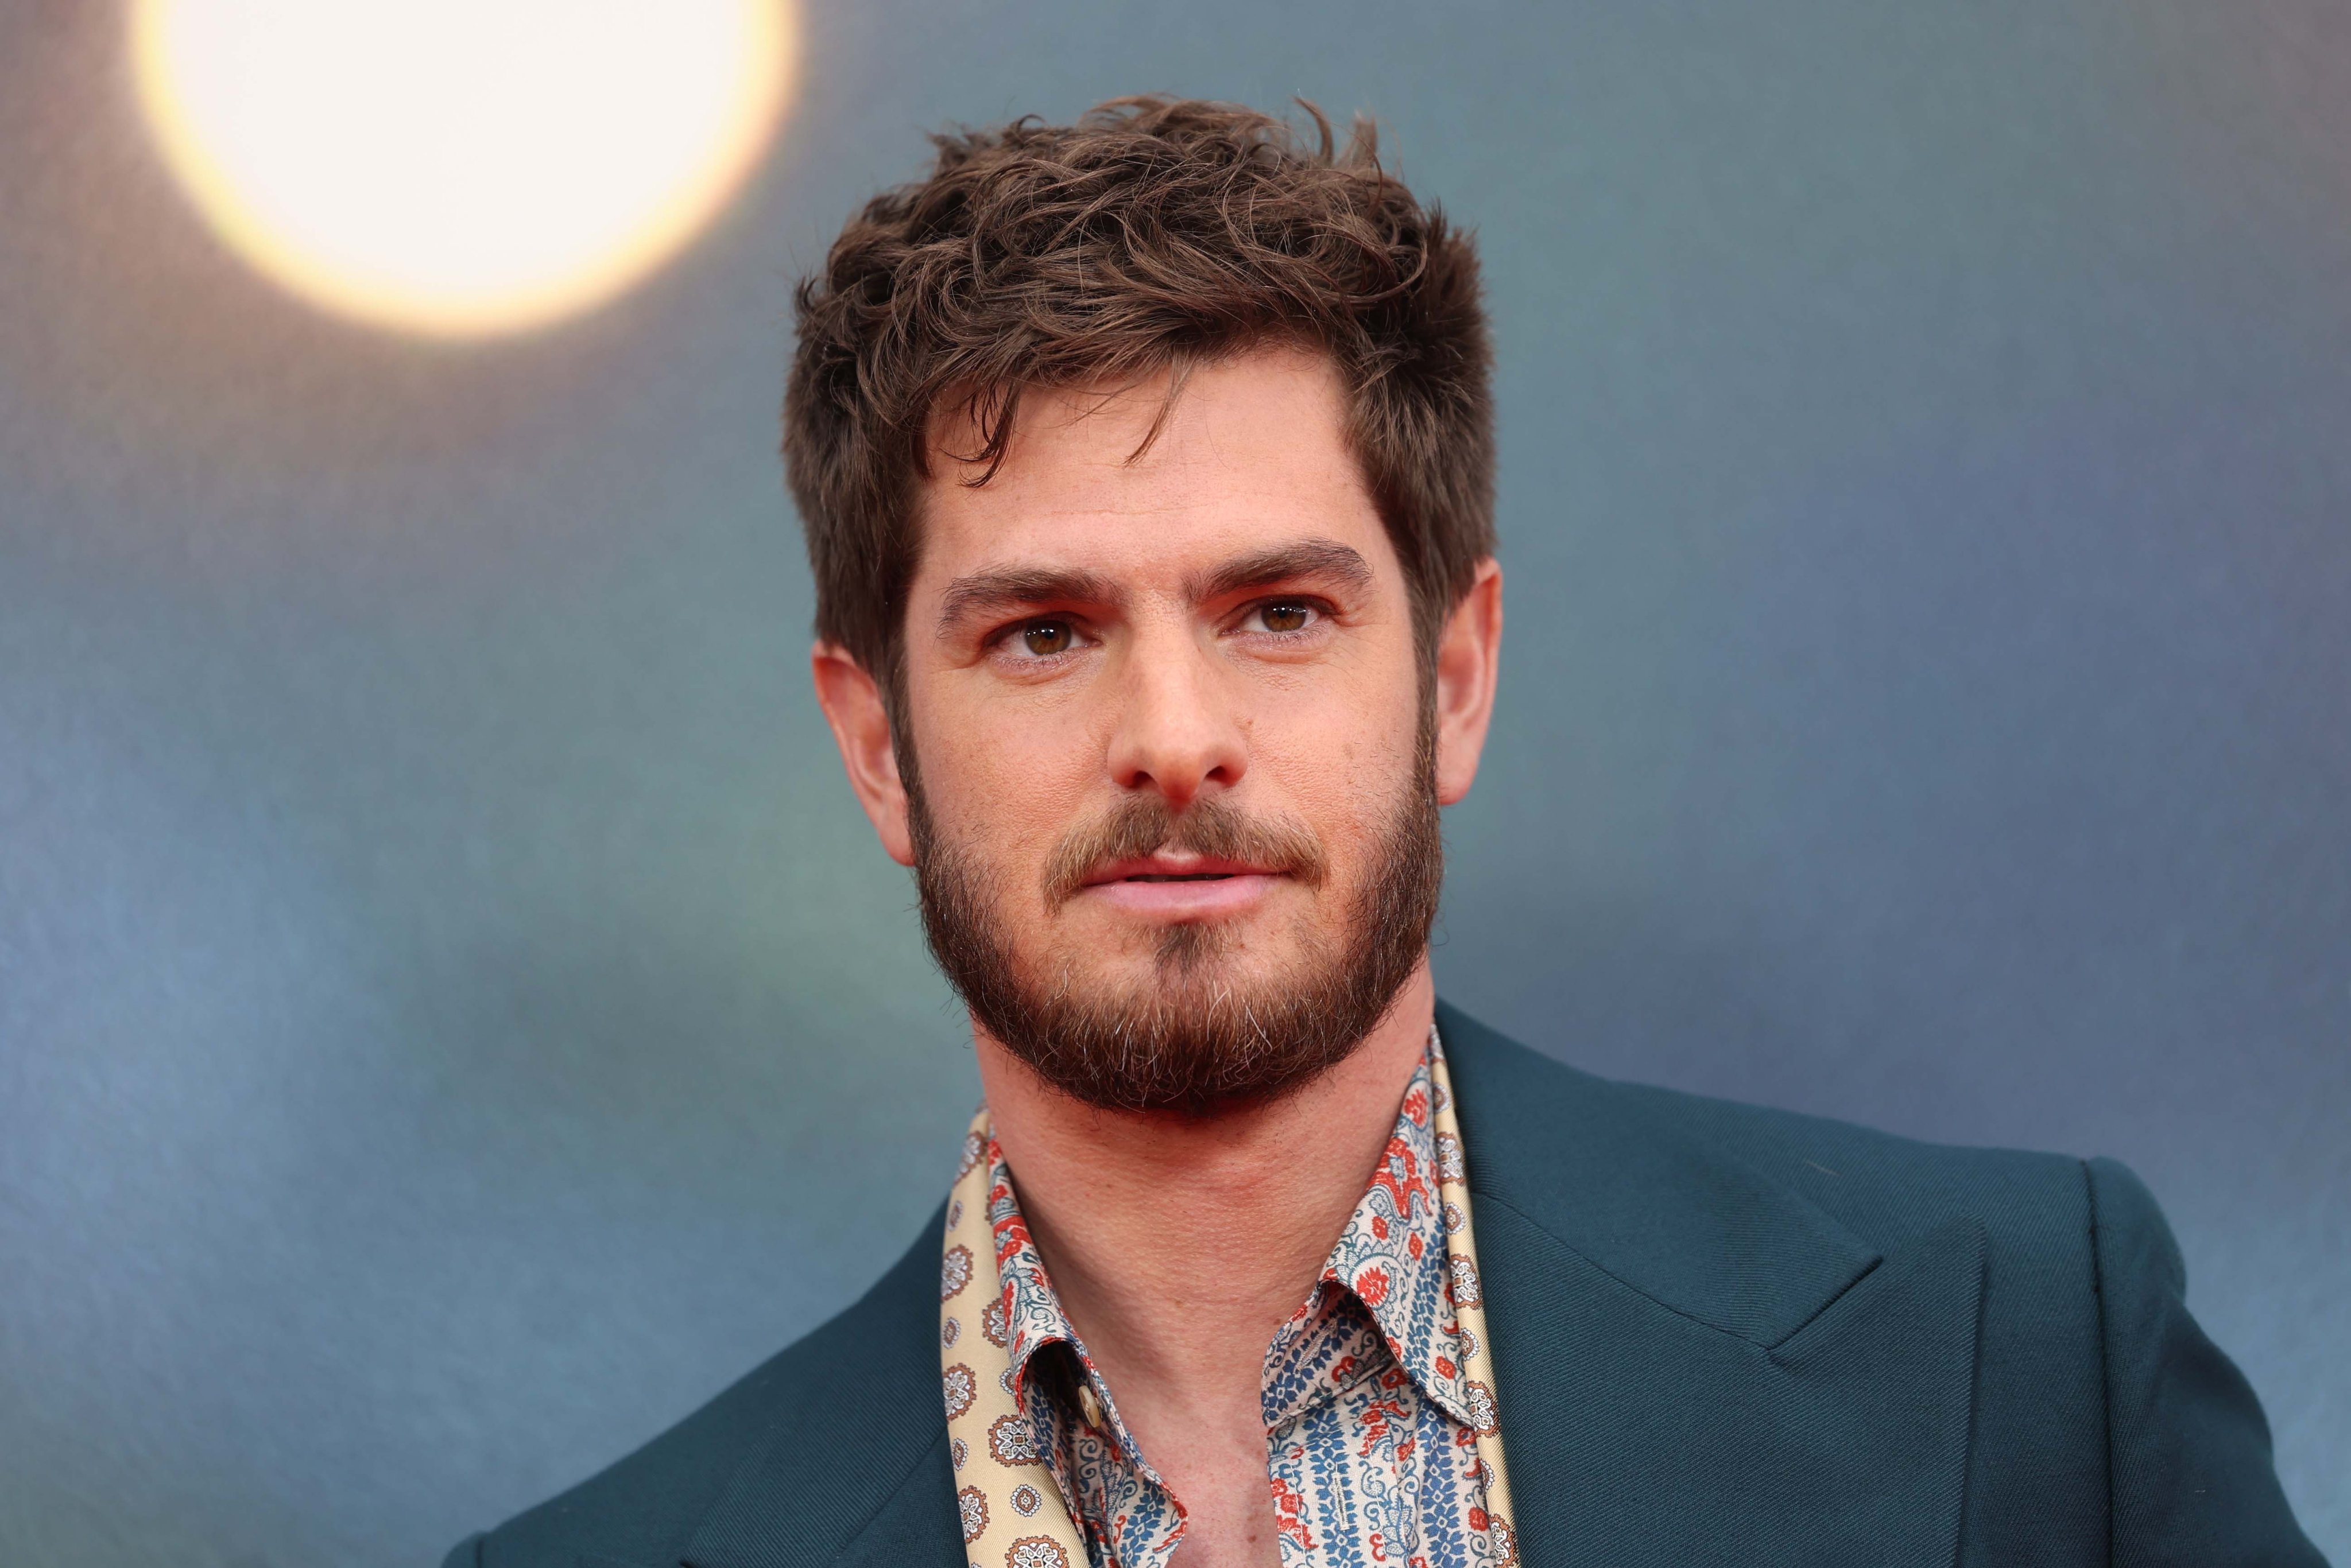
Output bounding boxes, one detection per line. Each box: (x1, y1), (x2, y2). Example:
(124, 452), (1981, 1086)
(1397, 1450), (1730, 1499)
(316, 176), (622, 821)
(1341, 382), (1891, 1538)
(444, 1004), (2325, 1567)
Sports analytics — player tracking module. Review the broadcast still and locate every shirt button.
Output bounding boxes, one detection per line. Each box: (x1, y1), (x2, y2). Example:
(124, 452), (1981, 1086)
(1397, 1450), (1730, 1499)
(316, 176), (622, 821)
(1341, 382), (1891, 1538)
(1078, 1382), (1106, 1429)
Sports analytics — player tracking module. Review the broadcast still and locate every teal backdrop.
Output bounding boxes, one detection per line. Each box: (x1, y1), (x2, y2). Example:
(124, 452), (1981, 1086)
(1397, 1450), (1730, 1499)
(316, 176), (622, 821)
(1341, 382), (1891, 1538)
(1, 2), (2344, 1563)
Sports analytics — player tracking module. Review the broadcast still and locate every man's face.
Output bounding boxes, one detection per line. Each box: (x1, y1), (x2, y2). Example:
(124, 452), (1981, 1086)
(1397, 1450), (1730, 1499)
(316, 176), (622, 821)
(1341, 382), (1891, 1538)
(820, 347), (1492, 1111)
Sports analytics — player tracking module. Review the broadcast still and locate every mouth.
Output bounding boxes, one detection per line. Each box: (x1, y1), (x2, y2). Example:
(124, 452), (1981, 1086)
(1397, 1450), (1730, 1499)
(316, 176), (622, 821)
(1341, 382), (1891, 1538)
(1076, 855), (1289, 917)
(1083, 855), (1276, 887)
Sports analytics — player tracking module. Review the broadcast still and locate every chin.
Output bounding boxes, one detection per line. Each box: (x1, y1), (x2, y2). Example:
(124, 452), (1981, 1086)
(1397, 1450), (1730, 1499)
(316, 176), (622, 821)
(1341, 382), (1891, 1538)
(1079, 908), (1314, 977)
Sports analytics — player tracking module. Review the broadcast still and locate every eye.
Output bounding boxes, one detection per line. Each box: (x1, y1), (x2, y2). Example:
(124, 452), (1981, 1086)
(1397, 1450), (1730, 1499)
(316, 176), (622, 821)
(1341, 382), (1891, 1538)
(1012, 619), (1081, 657)
(1244, 600), (1320, 634)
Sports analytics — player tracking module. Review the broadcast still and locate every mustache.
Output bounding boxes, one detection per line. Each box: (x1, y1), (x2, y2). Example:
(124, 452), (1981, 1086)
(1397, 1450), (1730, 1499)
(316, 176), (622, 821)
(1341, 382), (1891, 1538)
(1041, 794), (1330, 905)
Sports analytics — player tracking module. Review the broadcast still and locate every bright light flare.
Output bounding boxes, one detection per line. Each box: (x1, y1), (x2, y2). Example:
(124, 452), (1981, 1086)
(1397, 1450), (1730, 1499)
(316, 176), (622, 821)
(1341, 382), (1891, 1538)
(131, 0), (793, 336)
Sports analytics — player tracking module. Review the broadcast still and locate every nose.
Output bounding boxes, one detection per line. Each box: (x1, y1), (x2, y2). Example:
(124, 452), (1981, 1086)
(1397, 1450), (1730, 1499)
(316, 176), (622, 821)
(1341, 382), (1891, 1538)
(1103, 618), (1246, 810)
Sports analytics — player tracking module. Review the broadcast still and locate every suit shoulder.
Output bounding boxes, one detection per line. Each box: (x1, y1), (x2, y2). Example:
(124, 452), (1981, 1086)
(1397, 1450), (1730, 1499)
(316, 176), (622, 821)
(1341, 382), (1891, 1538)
(1615, 1074), (2090, 1246)
(464, 1217), (940, 1568)
(1439, 1000), (2093, 1268)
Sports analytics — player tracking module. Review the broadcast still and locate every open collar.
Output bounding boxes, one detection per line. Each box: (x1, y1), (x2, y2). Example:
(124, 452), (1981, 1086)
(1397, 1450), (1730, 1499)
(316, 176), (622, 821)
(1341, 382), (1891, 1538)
(983, 1037), (1473, 1463)
(684, 1003), (1984, 1568)
(983, 1134), (1165, 1484)
(1269, 1038), (1478, 1427)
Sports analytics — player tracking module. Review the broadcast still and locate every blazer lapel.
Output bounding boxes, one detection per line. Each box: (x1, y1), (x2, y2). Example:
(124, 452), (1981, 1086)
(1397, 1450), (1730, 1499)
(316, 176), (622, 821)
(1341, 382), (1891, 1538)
(826, 1433), (962, 1568)
(1440, 1003), (1984, 1568)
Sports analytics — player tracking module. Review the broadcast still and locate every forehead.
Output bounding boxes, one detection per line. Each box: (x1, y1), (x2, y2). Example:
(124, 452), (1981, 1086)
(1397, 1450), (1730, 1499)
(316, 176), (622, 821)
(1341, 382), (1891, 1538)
(912, 347), (1396, 588)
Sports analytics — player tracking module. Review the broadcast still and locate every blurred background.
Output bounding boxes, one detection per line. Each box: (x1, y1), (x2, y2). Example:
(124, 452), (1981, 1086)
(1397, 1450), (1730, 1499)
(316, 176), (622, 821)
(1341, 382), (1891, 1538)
(2, 1), (2345, 1562)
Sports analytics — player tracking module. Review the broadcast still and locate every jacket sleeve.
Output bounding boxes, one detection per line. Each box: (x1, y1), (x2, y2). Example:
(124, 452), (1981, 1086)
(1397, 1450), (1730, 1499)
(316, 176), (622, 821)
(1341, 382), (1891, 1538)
(2089, 1156), (2327, 1567)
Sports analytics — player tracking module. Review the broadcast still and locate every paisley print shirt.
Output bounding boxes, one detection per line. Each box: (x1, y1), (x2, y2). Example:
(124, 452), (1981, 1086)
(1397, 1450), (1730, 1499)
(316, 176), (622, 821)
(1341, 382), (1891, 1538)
(983, 1035), (1508, 1568)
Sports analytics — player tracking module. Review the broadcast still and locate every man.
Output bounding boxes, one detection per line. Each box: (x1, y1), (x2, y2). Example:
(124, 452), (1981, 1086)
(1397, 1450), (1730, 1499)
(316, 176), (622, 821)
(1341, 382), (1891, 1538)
(446, 98), (2322, 1568)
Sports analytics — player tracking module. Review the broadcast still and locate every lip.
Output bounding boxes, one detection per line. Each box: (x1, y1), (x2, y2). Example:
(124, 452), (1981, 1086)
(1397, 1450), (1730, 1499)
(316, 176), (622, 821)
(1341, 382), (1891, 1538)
(1074, 855), (1289, 918)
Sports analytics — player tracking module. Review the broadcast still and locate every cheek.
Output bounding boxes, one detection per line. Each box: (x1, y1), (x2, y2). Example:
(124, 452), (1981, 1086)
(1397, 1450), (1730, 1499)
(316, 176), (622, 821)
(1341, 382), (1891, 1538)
(1252, 666), (1423, 850)
(911, 694), (1099, 882)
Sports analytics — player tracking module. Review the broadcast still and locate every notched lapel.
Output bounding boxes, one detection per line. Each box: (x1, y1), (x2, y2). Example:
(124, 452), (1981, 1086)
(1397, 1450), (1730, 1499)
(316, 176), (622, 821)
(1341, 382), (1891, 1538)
(1440, 1006), (1988, 1568)
(825, 1431), (963, 1568)
(680, 1216), (964, 1568)
(683, 1430), (962, 1568)
(1482, 1202), (1985, 1567)
(1438, 1003), (1882, 1347)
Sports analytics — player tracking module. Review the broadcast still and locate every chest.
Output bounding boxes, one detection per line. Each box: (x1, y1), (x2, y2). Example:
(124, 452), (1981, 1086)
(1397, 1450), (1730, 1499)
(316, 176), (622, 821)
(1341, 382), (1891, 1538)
(1029, 1327), (1497, 1568)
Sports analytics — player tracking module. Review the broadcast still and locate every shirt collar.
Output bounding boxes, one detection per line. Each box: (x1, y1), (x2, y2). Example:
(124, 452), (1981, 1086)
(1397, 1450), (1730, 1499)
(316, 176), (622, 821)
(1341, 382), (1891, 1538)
(981, 1028), (1474, 1431)
(985, 1139), (1168, 1477)
(985, 1137), (1075, 1394)
(1307, 1033), (1478, 1425)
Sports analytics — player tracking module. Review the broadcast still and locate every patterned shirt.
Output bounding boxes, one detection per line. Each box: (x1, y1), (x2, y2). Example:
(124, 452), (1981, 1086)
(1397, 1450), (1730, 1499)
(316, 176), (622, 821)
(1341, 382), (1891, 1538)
(983, 1036), (1507, 1568)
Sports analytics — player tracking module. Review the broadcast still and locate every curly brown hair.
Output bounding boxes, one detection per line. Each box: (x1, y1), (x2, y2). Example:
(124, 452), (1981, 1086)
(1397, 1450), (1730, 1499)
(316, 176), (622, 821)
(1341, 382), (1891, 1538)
(783, 95), (1494, 691)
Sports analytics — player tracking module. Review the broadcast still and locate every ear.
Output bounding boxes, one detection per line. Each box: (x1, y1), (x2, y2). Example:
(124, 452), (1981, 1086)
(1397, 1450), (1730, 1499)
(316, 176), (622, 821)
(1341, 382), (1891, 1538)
(810, 642), (915, 866)
(1432, 558), (1503, 808)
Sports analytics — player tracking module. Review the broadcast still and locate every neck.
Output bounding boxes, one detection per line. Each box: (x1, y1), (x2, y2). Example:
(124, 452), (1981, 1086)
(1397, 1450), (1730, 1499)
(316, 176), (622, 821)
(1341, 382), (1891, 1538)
(973, 961), (1435, 1421)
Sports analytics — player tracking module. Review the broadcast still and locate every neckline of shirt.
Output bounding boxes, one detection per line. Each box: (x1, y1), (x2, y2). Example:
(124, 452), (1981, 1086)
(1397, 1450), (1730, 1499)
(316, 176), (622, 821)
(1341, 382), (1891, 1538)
(982, 1024), (1476, 1474)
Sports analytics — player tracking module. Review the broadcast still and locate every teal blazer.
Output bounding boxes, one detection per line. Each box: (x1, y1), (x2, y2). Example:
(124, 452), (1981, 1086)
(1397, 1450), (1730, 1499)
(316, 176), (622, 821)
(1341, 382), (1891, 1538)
(446, 1004), (2325, 1567)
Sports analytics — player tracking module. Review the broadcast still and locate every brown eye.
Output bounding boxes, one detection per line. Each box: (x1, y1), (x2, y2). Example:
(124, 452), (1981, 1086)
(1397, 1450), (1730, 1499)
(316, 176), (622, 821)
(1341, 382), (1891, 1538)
(1021, 620), (1073, 656)
(1259, 601), (1312, 633)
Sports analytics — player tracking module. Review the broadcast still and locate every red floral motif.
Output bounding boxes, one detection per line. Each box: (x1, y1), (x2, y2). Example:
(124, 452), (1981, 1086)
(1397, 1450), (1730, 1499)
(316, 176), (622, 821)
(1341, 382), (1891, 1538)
(992, 1212), (1032, 1273)
(1354, 1265), (1391, 1306)
(987, 1154), (1035, 1271)
(1270, 1471), (1317, 1552)
(1368, 1136), (1426, 1217)
(1355, 1394), (1411, 1456)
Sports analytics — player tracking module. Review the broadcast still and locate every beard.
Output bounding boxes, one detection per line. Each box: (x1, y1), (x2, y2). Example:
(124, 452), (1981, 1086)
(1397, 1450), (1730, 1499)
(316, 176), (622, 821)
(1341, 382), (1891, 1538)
(903, 720), (1444, 1115)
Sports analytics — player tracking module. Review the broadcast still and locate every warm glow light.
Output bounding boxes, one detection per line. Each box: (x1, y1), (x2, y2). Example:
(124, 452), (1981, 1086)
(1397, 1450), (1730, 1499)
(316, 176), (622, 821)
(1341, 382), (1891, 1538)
(131, 0), (793, 336)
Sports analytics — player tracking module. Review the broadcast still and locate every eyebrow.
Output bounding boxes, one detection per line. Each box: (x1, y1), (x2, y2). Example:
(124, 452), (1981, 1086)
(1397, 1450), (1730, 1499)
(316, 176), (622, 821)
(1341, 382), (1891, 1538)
(935, 566), (1123, 638)
(1187, 538), (1374, 603)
